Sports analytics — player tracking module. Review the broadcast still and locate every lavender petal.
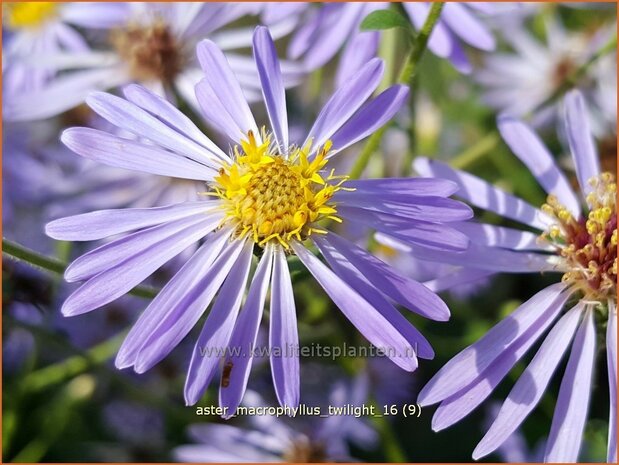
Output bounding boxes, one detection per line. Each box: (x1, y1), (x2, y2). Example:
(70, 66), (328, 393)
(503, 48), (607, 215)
(134, 237), (245, 374)
(292, 242), (417, 371)
(196, 39), (258, 141)
(46, 201), (219, 242)
(61, 127), (218, 180)
(544, 309), (596, 462)
(564, 90), (600, 199)
(315, 236), (432, 359)
(219, 245), (274, 415)
(498, 116), (580, 217)
(253, 27), (289, 152)
(304, 58), (384, 152)
(441, 3), (495, 51)
(87, 91), (218, 165)
(418, 283), (569, 406)
(473, 304), (582, 459)
(65, 213), (221, 282)
(123, 84), (229, 162)
(320, 232), (449, 322)
(414, 157), (548, 230)
(329, 85), (410, 156)
(62, 217), (216, 316)
(269, 245), (300, 408)
(184, 241), (254, 406)
(115, 228), (234, 369)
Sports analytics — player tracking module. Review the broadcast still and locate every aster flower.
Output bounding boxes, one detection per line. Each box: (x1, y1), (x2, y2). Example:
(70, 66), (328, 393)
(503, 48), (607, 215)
(476, 16), (617, 133)
(4, 2), (302, 121)
(414, 91), (616, 462)
(402, 2), (498, 74)
(46, 27), (469, 413)
(174, 386), (376, 462)
(2, 2), (89, 97)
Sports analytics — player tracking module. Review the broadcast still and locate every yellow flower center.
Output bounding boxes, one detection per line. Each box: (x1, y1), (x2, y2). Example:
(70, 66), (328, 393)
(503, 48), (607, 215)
(211, 130), (348, 249)
(541, 172), (617, 302)
(5, 2), (57, 29)
(110, 20), (183, 83)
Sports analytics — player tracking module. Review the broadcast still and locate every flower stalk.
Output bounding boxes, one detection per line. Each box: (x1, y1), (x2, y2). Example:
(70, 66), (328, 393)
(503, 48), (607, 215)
(349, 2), (445, 180)
(2, 238), (159, 299)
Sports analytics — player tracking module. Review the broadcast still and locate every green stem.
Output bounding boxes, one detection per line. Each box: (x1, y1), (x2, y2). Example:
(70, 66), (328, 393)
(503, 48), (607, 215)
(450, 132), (501, 170)
(349, 2), (445, 180)
(2, 238), (159, 299)
(369, 399), (407, 462)
(401, 77), (419, 177)
(21, 331), (128, 393)
(396, 3), (445, 86)
(3, 238), (66, 274)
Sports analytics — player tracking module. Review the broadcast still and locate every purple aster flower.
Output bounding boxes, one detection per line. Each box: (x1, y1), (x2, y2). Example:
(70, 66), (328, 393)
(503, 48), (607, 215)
(402, 2), (498, 74)
(476, 16), (617, 134)
(174, 384), (377, 462)
(46, 26), (469, 414)
(5, 3), (303, 121)
(2, 2), (89, 97)
(414, 90), (616, 462)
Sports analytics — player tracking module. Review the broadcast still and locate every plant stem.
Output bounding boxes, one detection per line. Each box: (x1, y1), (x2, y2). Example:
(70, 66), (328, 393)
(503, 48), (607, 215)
(450, 132), (501, 169)
(349, 2), (445, 180)
(2, 238), (159, 299)
(396, 3), (445, 87)
(22, 330), (128, 393)
(370, 399), (407, 462)
(401, 77), (419, 177)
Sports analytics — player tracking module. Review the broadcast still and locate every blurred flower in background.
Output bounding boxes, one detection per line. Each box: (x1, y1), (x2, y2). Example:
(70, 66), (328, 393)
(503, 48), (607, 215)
(3, 2), (89, 96)
(403, 2), (498, 73)
(175, 383), (377, 463)
(287, 3), (382, 87)
(4, 2), (303, 121)
(476, 15), (617, 134)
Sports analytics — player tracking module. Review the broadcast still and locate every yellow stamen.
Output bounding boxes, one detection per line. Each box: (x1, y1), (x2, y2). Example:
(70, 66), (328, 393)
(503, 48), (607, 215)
(541, 172), (617, 302)
(212, 131), (348, 249)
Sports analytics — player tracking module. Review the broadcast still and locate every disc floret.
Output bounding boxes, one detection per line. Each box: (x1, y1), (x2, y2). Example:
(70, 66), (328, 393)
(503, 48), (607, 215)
(110, 20), (183, 83)
(212, 130), (349, 248)
(541, 172), (617, 302)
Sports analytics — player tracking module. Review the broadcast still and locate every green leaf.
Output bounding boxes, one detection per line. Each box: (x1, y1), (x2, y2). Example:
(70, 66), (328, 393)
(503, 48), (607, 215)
(360, 9), (412, 32)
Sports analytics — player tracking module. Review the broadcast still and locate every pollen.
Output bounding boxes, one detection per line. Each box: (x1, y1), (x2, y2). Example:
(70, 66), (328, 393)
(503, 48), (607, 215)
(212, 130), (349, 249)
(110, 20), (183, 84)
(541, 172), (617, 302)
(5, 2), (57, 29)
